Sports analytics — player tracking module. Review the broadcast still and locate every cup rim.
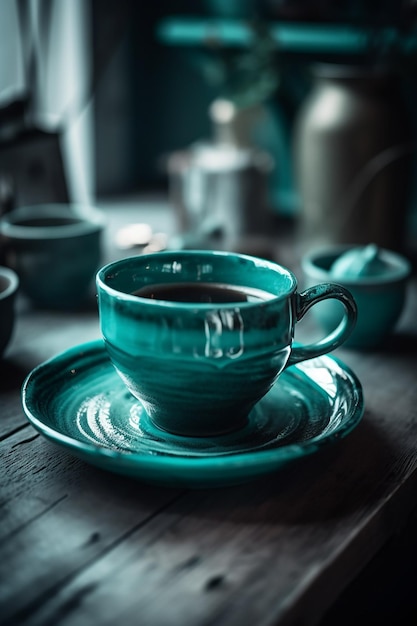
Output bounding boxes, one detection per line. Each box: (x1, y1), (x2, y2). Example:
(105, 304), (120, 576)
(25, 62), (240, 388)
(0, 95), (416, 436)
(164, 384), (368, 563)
(301, 244), (412, 286)
(0, 265), (19, 300)
(96, 250), (297, 309)
(0, 204), (105, 240)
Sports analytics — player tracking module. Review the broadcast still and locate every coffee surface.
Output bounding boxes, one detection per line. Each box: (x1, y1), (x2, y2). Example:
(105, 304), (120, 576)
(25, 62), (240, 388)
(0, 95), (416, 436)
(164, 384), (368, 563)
(133, 282), (274, 304)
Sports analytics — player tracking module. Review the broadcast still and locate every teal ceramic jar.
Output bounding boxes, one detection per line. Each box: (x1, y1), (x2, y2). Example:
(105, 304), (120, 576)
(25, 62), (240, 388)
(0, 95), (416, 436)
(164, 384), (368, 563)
(97, 250), (357, 437)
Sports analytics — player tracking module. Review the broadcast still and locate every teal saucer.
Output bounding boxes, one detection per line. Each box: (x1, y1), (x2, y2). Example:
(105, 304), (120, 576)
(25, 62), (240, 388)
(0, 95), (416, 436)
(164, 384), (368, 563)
(21, 340), (364, 488)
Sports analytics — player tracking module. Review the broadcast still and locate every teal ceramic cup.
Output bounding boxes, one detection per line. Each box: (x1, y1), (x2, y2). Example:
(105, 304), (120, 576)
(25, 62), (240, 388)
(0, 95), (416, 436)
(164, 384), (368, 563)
(0, 204), (105, 309)
(0, 265), (19, 357)
(96, 250), (357, 437)
(302, 246), (411, 349)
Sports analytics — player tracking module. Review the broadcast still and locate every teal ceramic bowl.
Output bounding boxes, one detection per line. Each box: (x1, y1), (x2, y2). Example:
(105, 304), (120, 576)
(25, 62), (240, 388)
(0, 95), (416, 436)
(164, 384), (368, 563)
(97, 250), (357, 437)
(0, 265), (19, 357)
(0, 204), (105, 309)
(302, 246), (411, 349)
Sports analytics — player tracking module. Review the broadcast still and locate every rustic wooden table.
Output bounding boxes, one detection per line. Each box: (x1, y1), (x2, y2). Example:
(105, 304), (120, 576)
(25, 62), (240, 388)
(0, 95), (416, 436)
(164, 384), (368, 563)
(1, 198), (417, 626)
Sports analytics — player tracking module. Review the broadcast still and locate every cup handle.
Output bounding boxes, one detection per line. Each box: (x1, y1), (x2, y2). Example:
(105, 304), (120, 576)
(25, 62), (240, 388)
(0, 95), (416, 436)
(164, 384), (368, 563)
(286, 283), (357, 367)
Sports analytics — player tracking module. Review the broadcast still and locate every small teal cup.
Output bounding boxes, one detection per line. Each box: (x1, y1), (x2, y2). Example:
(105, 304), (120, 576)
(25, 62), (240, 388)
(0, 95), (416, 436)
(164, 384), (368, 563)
(0, 204), (105, 309)
(0, 265), (19, 357)
(96, 250), (357, 437)
(302, 246), (411, 349)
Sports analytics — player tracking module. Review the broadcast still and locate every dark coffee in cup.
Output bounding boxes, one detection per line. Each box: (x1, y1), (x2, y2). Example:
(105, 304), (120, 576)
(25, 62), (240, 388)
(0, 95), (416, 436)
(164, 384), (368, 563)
(133, 282), (274, 304)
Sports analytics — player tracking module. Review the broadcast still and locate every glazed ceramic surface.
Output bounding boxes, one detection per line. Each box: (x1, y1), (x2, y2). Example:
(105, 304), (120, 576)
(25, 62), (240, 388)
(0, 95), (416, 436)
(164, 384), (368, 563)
(21, 340), (364, 488)
(302, 245), (411, 349)
(0, 204), (105, 309)
(96, 250), (357, 436)
(0, 265), (19, 357)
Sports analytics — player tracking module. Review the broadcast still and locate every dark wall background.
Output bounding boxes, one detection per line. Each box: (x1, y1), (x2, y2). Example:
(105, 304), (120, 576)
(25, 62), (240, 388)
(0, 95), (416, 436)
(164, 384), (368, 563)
(91, 0), (417, 223)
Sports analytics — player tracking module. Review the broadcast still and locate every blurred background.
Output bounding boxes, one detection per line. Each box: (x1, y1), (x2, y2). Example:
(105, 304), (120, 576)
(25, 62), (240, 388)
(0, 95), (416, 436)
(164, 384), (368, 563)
(1, 0), (417, 258)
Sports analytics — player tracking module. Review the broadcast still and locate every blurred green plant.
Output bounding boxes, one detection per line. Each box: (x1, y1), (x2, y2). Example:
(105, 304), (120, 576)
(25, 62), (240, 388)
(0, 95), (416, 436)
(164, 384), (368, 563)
(194, 20), (280, 109)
